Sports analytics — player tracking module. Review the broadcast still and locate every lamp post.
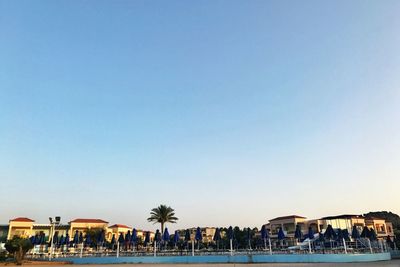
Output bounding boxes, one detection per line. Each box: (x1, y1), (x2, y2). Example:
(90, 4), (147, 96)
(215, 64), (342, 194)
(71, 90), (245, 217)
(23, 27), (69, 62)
(48, 216), (61, 261)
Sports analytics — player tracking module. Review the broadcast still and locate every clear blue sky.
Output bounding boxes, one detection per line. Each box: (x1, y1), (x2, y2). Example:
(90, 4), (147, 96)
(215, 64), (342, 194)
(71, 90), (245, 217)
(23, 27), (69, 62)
(1, 0), (399, 231)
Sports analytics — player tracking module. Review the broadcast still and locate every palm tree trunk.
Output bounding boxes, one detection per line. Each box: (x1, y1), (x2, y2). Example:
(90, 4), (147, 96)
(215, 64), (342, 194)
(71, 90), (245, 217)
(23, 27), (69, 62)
(161, 223), (164, 234)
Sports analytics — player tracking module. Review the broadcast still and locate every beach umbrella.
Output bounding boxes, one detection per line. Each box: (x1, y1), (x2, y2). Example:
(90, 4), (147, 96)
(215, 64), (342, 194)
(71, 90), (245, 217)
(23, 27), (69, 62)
(337, 229), (344, 240)
(155, 230), (161, 242)
(41, 233), (46, 245)
(342, 229), (350, 241)
(130, 229), (138, 244)
(369, 228), (377, 241)
(352, 226), (360, 239)
(307, 227), (315, 240)
(324, 225), (335, 240)
(184, 229), (191, 242)
(125, 230), (131, 243)
(29, 236), (35, 244)
(318, 231), (325, 242)
(294, 225), (302, 241)
(260, 225), (270, 251)
(73, 230), (79, 245)
(79, 232), (84, 243)
(33, 234), (40, 245)
(51, 232), (59, 247)
(144, 231), (150, 246)
(125, 230), (131, 250)
(97, 230), (105, 247)
(163, 228), (170, 242)
(59, 235), (65, 246)
(360, 226), (370, 238)
(227, 226), (234, 240)
(195, 227), (202, 241)
(85, 233), (92, 247)
(173, 231), (180, 245)
(278, 228), (285, 240)
(195, 227), (202, 243)
(261, 225), (267, 240)
(213, 228), (221, 242)
(246, 228), (252, 249)
(118, 233), (124, 244)
(65, 233), (70, 247)
(110, 234), (116, 248)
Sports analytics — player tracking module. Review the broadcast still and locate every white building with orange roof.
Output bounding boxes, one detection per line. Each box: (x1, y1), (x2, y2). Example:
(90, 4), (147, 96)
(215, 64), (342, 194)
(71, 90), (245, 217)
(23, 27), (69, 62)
(107, 224), (131, 240)
(69, 218), (109, 237)
(7, 217), (35, 240)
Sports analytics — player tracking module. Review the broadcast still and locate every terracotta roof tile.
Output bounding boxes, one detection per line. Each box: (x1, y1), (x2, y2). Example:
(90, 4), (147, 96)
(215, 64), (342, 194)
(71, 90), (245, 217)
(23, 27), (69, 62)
(10, 217), (35, 222)
(109, 224), (131, 229)
(269, 215), (306, 221)
(69, 218), (108, 224)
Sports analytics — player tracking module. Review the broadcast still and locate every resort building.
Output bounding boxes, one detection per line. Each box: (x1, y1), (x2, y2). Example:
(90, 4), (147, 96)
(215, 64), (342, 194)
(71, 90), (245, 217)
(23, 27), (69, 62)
(107, 224), (131, 240)
(7, 217), (35, 240)
(69, 218), (108, 237)
(319, 214), (366, 233)
(268, 215), (307, 238)
(264, 214), (395, 242)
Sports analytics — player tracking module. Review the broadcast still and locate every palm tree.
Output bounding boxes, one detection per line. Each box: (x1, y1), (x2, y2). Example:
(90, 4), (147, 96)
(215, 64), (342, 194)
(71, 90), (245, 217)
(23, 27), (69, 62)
(147, 204), (178, 234)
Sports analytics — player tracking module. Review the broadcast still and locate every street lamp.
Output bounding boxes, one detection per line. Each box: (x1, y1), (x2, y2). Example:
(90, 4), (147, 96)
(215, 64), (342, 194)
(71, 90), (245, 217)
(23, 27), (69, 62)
(48, 216), (60, 261)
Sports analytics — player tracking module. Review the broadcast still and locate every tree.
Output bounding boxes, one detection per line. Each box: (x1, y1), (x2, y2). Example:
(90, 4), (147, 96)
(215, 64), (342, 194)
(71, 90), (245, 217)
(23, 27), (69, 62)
(147, 204), (178, 234)
(5, 236), (33, 265)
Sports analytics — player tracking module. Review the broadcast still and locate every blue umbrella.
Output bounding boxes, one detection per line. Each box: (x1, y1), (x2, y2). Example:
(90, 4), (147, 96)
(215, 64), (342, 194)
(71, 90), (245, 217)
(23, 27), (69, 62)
(130, 229), (138, 244)
(307, 227), (315, 240)
(73, 230), (79, 245)
(110, 234), (116, 249)
(324, 225), (336, 240)
(352, 226), (360, 239)
(360, 226), (370, 238)
(278, 228), (285, 240)
(79, 232), (84, 243)
(294, 225), (302, 241)
(118, 233), (124, 244)
(155, 230), (161, 242)
(246, 228), (252, 249)
(125, 230), (131, 243)
(227, 226), (234, 240)
(213, 228), (221, 250)
(173, 231), (180, 245)
(59, 235), (65, 246)
(144, 231), (150, 246)
(337, 229), (344, 240)
(261, 225), (267, 240)
(195, 227), (202, 241)
(184, 229), (191, 241)
(369, 228), (377, 241)
(97, 230), (105, 246)
(195, 227), (202, 250)
(65, 233), (70, 247)
(85, 233), (92, 247)
(163, 228), (170, 242)
(318, 231), (325, 243)
(33, 234), (40, 245)
(52, 232), (59, 247)
(342, 229), (350, 241)
(40, 233), (46, 245)
(213, 228), (221, 241)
